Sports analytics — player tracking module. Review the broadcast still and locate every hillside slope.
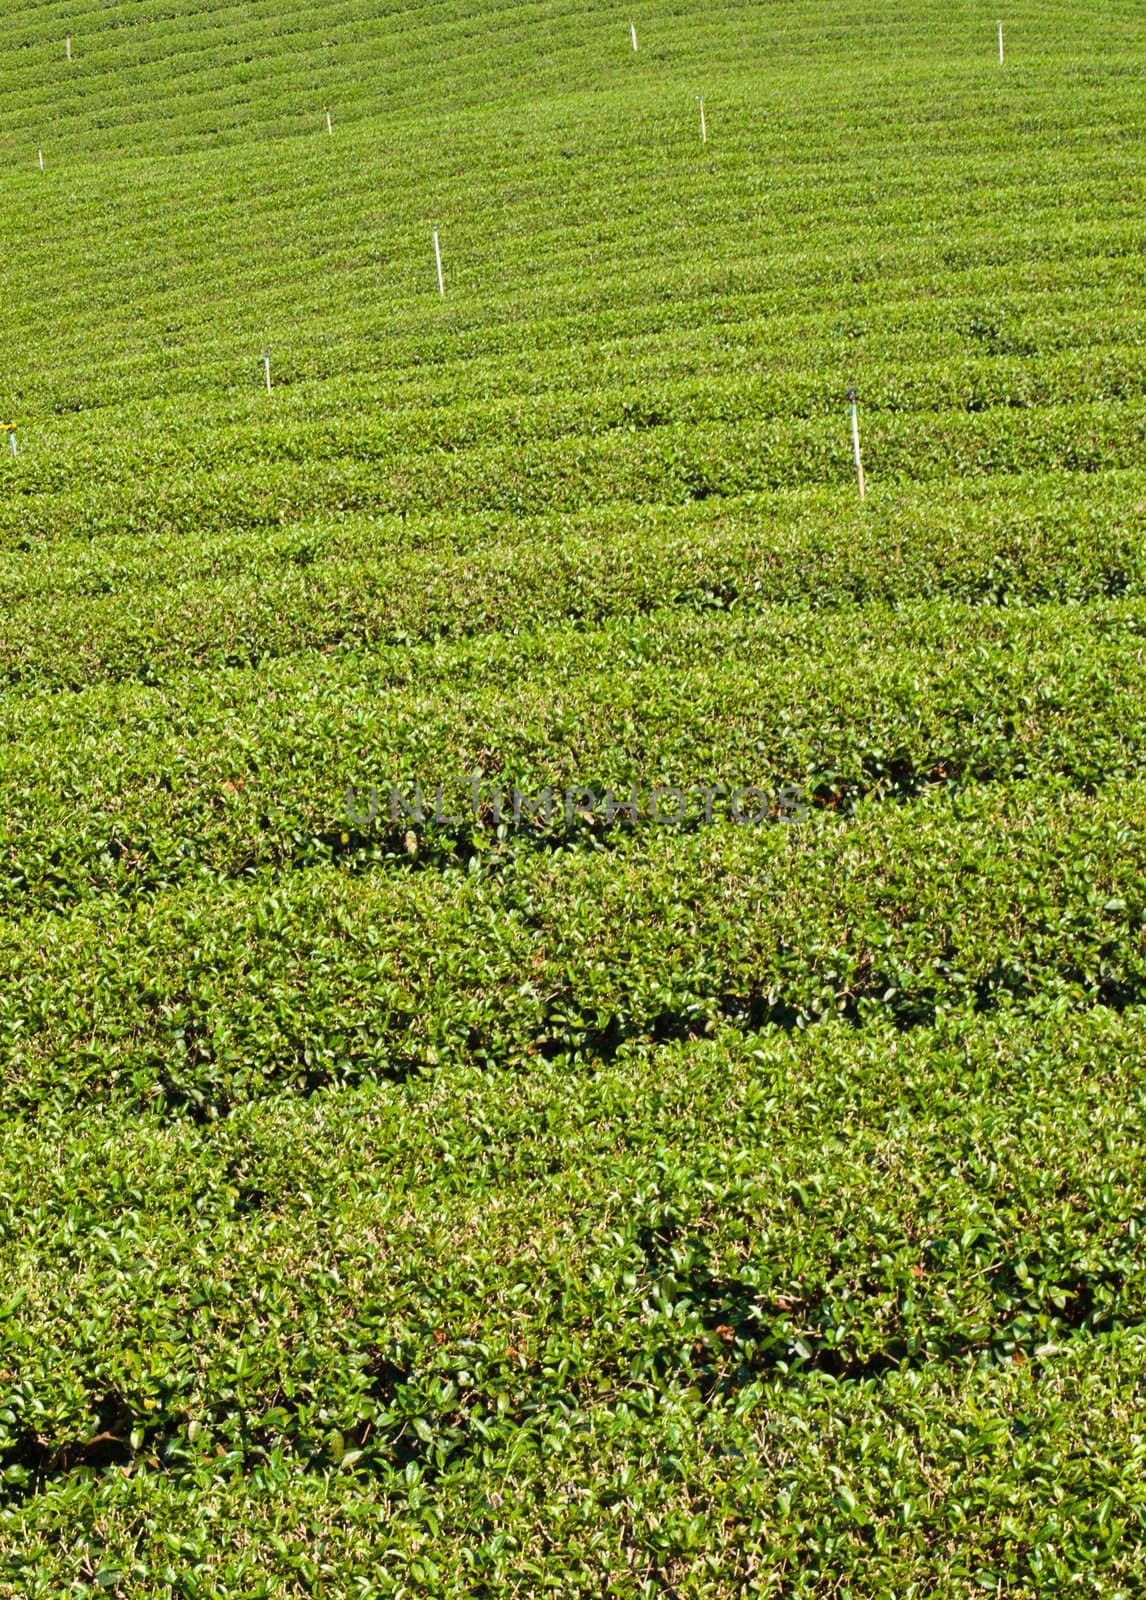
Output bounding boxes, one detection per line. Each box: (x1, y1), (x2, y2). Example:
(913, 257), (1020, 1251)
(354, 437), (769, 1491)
(2, 2), (1146, 1595)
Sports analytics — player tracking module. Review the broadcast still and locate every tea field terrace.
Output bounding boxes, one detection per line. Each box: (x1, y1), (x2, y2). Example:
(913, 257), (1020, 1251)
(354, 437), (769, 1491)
(1, 0), (1145, 1594)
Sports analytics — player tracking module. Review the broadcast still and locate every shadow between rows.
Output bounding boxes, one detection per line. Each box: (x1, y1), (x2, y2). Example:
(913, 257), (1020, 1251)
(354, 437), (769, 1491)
(4, 953), (1144, 1126)
(3, 747), (1135, 920)
(3, 1257), (1139, 1506)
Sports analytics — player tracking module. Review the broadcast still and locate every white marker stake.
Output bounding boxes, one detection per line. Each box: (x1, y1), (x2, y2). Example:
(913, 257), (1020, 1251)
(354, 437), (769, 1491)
(263, 352), (272, 394)
(434, 226), (444, 296)
(998, 20), (1004, 63)
(326, 107), (333, 135)
(630, 20), (638, 52)
(699, 97), (707, 143)
(849, 386), (865, 501)
(7, 430), (16, 457)
(66, 34), (71, 61)
(37, 146), (43, 171)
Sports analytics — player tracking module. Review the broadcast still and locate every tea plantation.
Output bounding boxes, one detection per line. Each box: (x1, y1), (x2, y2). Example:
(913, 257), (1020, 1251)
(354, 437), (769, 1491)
(2, 0), (1145, 1593)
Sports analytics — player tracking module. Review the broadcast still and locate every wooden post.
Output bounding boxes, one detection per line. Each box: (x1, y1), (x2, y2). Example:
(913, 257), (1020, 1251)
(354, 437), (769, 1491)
(849, 386), (865, 501)
(263, 352), (272, 394)
(65, 34), (71, 61)
(998, 20), (1004, 63)
(434, 226), (444, 296)
(630, 20), (638, 51)
(326, 107), (333, 135)
(699, 97), (707, 143)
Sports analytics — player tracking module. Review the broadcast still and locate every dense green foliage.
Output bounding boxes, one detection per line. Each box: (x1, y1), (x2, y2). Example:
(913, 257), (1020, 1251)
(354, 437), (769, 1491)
(1, 0), (1145, 1593)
